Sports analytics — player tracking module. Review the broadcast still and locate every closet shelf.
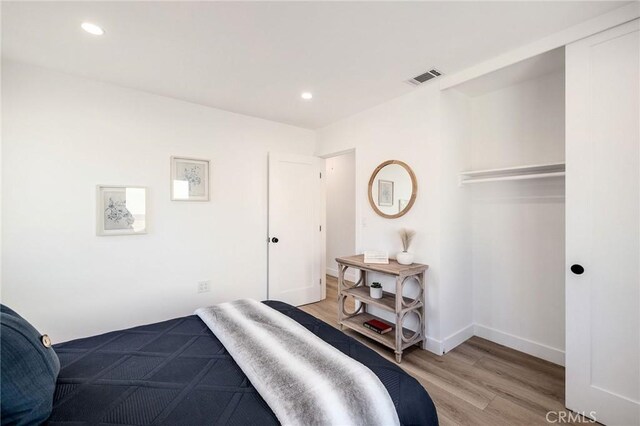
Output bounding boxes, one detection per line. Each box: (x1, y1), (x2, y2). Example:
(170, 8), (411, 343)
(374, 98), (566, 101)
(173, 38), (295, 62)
(459, 162), (565, 185)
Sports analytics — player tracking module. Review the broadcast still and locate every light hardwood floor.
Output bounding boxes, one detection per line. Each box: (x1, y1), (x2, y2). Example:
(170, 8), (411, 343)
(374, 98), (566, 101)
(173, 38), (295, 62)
(300, 275), (581, 426)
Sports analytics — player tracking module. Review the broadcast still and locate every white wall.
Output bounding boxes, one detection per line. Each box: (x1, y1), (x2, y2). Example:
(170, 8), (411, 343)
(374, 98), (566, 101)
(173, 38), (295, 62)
(1, 61), (316, 343)
(325, 151), (356, 278)
(467, 71), (566, 364)
(0, 56), (3, 299)
(317, 84), (448, 351)
(469, 71), (565, 169)
(438, 89), (473, 351)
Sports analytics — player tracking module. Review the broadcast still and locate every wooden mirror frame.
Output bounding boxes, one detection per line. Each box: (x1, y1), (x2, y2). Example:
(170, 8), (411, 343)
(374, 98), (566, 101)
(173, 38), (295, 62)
(367, 160), (418, 219)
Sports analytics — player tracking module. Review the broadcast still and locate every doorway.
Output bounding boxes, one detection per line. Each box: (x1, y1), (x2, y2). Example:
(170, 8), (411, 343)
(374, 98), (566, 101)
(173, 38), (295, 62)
(325, 151), (357, 294)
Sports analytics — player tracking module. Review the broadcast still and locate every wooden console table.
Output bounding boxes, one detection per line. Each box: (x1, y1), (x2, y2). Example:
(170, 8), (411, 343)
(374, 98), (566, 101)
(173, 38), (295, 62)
(336, 254), (428, 363)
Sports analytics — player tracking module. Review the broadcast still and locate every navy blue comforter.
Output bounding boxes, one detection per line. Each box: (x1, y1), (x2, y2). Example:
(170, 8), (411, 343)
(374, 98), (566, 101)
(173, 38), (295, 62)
(48, 301), (438, 425)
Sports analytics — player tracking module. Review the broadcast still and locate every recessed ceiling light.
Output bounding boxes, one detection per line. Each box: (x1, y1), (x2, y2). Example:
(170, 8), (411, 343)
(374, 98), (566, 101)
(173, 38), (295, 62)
(81, 22), (104, 36)
(301, 92), (313, 100)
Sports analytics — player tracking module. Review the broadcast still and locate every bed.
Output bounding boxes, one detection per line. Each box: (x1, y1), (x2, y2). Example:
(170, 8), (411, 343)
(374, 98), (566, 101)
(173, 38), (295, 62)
(47, 301), (438, 425)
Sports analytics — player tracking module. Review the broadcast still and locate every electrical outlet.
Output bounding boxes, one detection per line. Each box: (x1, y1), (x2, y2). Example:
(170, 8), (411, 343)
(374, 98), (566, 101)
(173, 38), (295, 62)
(198, 281), (210, 293)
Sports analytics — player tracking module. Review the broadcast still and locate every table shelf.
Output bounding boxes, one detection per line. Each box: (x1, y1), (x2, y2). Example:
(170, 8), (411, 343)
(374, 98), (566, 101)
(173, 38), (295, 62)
(341, 312), (420, 351)
(342, 286), (422, 314)
(336, 255), (428, 363)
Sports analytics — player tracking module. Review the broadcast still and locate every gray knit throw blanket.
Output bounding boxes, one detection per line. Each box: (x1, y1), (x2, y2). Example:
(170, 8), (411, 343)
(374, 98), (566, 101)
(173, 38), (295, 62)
(196, 299), (400, 426)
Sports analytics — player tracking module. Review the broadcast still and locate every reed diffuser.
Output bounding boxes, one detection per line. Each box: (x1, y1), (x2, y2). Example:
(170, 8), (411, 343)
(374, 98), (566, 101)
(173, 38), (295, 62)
(397, 228), (416, 265)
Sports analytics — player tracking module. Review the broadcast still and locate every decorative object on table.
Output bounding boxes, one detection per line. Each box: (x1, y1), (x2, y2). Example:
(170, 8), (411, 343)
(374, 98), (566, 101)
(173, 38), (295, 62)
(96, 185), (147, 236)
(171, 156), (210, 201)
(377, 179), (394, 206)
(368, 160), (418, 219)
(363, 318), (392, 334)
(396, 228), (416, 265)
(363, 250), (389, 264)
(370, 282), (383, 299)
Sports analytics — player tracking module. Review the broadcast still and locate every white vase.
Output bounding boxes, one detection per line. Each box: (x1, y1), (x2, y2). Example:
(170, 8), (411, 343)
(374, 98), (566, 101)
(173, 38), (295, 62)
(370, 286), (383, 299)
(396, 251), (414, 265)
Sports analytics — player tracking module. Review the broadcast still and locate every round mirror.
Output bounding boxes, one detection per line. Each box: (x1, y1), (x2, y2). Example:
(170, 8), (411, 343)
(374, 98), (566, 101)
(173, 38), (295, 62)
(368, 160), (417, 219)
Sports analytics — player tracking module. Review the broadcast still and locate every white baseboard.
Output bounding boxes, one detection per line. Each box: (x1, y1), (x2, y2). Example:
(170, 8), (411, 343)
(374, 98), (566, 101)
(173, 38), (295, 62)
(474, 324), (565, 366)
(423, 336), (443, 355)
(442, 324), (475, 353)
(423, 323), (564, 365)
(322, 272), (564, 365)
(326, 267), (357, 283)
(326, 267), (338, 277)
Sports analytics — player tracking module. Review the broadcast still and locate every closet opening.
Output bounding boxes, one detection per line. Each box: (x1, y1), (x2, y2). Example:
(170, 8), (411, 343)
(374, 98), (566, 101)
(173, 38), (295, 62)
(444, 47), (566, 365)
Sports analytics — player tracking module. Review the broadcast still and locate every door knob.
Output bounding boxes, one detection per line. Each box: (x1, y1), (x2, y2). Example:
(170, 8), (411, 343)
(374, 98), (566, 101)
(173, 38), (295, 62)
(271, 237), (279, 243)
(570, 264), (585, 275)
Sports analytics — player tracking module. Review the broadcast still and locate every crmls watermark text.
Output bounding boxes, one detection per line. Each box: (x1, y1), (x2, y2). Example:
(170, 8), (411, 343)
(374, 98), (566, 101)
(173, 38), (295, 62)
(546, 411), (597, 423)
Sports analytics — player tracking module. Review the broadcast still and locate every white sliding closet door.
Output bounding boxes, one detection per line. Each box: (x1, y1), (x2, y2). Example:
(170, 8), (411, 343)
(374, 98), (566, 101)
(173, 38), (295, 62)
(566, 19), (639, 425)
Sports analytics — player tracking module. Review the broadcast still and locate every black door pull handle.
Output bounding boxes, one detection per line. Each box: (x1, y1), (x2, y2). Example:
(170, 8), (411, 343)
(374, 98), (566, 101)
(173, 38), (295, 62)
(571, 264), (584, 275)
(271, 237), (279, 243)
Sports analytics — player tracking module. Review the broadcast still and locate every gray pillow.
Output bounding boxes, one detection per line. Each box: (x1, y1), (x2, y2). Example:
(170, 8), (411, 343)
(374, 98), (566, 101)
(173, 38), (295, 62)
(1, 304), (60, 425)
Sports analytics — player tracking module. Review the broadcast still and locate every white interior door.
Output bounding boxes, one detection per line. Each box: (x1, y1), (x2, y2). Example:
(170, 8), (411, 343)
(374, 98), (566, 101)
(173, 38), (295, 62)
(566, 20), (639, 425)
(268, 153), (325, 306)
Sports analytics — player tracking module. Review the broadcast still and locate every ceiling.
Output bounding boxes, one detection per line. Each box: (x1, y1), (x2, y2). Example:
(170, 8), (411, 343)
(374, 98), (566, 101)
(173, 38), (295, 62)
(1, 1), (628, 129)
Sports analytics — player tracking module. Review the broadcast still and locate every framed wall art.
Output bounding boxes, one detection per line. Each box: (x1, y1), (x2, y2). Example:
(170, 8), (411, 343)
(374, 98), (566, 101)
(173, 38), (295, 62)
(171, 156), (210, 201)
(96, 185), (147, 236)
(378, 179), (394, 207)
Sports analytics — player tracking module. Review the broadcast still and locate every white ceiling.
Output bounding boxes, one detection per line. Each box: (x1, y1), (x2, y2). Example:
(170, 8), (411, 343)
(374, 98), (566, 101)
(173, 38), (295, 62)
(1, 1), (628, 129)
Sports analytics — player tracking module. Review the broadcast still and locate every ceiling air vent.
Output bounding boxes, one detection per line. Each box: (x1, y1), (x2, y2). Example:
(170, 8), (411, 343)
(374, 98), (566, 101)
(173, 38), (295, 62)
(406, 68), (443, 86)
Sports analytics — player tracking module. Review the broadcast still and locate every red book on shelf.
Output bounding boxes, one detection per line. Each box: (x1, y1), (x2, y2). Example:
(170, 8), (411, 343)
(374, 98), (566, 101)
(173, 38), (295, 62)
(363, 319), (393, 334)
